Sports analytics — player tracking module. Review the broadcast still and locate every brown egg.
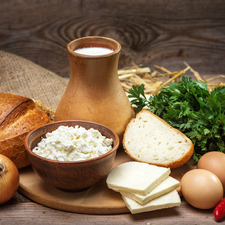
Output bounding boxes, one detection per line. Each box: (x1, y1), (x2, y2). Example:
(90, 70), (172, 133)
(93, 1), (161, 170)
(197, 151), (225, 190)
(181, 169), (223, 209)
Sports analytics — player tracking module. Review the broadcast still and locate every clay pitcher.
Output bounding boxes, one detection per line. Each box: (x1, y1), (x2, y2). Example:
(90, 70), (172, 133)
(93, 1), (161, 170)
(54, 36), (135, 142)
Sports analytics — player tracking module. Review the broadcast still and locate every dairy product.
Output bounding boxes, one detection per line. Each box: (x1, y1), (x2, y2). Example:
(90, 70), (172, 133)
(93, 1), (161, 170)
(122, 189), (181, 214)
(118, 176), (180, 205)
(74, 47), (114, 56)
(106, 161), (171, 195)
(32, 125), (113, 161)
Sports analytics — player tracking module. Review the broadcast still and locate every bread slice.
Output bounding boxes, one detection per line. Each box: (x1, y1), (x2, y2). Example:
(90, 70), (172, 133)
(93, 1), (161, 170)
(118, 176), (180, 205)
(123, 109), (194, 169)
(122, 189), (181, 214)
(106, 161), (170, 195)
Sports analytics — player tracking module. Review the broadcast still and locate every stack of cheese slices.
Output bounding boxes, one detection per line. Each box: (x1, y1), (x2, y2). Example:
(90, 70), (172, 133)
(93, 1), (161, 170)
(106, 161), (181, 214)
(106, 109), (194, 214)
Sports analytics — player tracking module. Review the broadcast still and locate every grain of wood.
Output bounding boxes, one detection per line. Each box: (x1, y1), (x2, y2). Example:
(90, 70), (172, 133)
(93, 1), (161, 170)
(0, 0), (225, 77)
(0, 1), (224, 223)
(0, 201), (217, 225)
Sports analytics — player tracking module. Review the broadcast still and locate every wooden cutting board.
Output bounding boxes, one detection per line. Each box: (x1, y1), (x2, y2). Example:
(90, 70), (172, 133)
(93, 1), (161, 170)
(18, 149), (196, 214)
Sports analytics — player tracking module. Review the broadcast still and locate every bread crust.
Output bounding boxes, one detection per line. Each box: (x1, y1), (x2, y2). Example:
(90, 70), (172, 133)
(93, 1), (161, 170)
(0, 93), (50, 169)
(0, 93), (31, 124)
(123, 109), (194, 169)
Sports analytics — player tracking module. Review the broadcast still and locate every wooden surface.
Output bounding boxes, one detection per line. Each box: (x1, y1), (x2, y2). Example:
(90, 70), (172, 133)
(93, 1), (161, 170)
(1, 150), (220, 224)
(0, 0), (225, 223)
(1, 0), (225, 78)
(18, 149), (131, 215)
(18, 149), (195, 215)
(0, 200), (219, 225)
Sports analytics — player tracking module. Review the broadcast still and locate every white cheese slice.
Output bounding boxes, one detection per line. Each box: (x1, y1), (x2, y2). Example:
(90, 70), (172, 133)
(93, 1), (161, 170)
(106, 161), (170, 195)
(122, 189), (181, 214)
(118, 176), (180, 205)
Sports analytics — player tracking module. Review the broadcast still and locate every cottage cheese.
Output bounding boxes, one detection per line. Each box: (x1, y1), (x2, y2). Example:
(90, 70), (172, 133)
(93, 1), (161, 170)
(32, 125), (113, 161)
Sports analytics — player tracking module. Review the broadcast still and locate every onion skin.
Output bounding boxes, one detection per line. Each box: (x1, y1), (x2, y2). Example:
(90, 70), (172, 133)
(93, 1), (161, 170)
(0, 154), (19, 204)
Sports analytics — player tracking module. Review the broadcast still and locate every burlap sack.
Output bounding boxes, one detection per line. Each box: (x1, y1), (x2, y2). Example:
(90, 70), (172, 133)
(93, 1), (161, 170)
(0, 50), (68, 111)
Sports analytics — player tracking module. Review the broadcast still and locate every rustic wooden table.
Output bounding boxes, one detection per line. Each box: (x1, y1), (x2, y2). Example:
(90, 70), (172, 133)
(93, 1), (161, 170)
(1, 0), (225, 224)
(0, 151), (222, 225)
(0, 190), (219, 225)
(1, 0), (225, 78)
(0, 151), (221, 225)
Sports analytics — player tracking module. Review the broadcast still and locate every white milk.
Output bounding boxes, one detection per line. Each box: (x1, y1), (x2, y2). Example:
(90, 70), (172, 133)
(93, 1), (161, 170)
(74, 47), (114, 56)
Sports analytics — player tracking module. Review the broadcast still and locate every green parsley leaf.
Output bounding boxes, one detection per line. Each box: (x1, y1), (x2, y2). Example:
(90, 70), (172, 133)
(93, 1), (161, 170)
(128, 76), (225, 162)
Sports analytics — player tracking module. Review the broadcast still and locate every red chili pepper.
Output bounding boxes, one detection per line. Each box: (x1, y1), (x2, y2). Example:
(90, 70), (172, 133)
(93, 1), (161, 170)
(214, 198), (225, 222)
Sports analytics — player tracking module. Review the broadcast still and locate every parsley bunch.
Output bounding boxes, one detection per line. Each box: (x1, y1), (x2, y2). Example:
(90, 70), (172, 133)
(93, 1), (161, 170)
(128, 76), (225, 162)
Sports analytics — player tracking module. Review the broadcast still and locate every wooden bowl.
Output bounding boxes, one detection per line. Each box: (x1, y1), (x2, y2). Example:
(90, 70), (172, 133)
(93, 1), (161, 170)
(24, 120), (119, 191)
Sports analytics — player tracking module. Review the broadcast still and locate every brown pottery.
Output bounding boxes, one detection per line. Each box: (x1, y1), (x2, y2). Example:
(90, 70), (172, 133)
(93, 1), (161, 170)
(54, 36), (135, 142)
(24, 120), (119, 191)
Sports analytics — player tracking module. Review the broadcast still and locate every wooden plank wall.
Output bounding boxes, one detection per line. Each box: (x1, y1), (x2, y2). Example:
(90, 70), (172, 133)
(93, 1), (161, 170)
(0, 0), (225, 78)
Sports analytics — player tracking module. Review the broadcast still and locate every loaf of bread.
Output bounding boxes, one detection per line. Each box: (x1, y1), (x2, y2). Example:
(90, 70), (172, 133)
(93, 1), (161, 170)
(123, 109), (194, 169)
(0, 93), (51, 169)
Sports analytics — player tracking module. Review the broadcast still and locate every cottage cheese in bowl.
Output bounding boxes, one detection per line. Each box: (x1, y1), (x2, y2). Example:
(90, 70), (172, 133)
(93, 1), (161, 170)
(32, 125), (113, 161)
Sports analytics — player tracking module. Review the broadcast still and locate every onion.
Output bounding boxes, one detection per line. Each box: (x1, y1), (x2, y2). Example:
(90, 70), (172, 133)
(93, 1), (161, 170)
(0, 154), (19, 204)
